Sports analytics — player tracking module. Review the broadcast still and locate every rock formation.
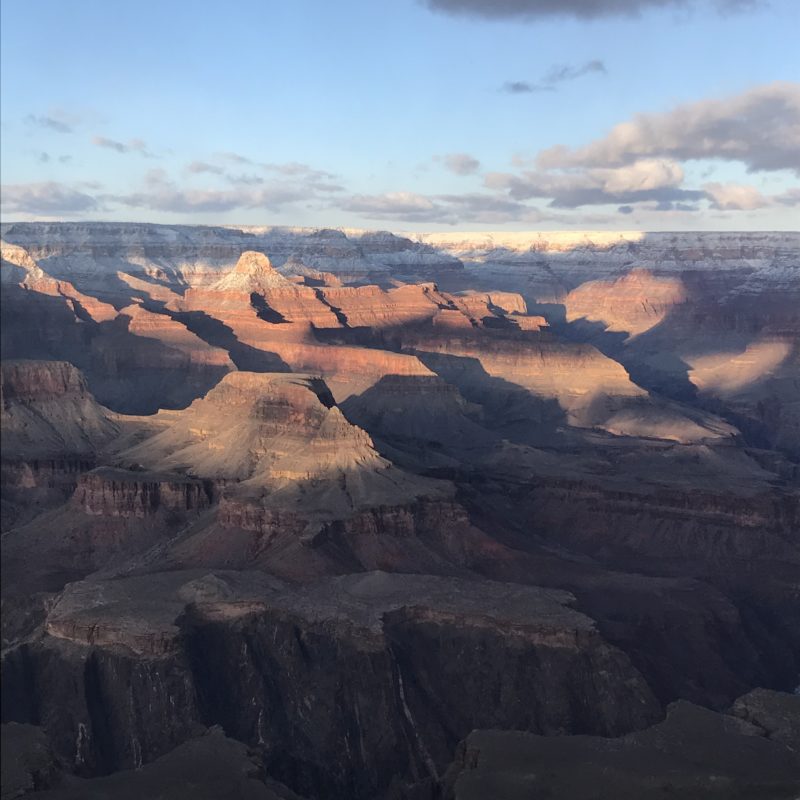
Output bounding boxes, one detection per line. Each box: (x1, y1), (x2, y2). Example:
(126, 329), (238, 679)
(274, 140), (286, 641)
(444, 694), (800, 800)
(1, 223), (798, 800)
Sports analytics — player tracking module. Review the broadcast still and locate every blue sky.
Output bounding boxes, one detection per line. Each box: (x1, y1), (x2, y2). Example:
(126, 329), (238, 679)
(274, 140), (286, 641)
(1, 0), (798, 230)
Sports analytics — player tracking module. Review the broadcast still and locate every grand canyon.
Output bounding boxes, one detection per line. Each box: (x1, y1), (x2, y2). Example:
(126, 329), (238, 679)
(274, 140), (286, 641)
(1, 222), (798, 799)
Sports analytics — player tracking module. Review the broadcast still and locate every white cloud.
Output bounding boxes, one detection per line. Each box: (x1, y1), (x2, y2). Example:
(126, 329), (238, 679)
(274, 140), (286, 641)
(704, 182), (768, 210)
(537, 82), (800, 175)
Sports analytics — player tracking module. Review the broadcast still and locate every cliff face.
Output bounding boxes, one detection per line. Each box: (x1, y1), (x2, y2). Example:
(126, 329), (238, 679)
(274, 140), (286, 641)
(444, 695), (800, 800)
(0, 360), (120, 528)
(3, 570), (660, 799)
(73, 468), (210, 518)
(209, 495), (509, 581)
(1, 466), (213, 597)
(0, 256), (234, 415)
(2, 240), (118, 323)
(121, 305), (234, 369)
(564, 268), (688, 337)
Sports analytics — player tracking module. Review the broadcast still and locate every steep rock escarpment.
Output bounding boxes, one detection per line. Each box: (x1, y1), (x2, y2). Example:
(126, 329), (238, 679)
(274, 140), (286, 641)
(564, 268), (688, 338)
(73, 467), (211, 519)
(1, 467), (212, 598)
(468, 473), (800, 705)
(0, 360), (120, 530)
(2, 571), (660, 800)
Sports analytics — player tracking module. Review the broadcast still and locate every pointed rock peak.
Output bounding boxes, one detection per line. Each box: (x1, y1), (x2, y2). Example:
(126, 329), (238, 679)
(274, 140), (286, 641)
(211, 251), (291, 292)
(234, 250), (274, 274)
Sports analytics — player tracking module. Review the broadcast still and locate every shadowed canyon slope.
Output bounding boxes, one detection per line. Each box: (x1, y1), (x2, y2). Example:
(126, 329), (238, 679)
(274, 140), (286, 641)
(1, 224), (798, 800)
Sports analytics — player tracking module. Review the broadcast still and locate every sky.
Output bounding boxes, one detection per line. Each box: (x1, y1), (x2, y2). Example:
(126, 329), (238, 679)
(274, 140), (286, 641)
(1, 0), (798, 231)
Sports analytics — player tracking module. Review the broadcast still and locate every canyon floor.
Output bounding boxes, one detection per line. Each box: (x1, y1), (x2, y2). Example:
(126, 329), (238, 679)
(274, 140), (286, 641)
(1, 224), (799, 799)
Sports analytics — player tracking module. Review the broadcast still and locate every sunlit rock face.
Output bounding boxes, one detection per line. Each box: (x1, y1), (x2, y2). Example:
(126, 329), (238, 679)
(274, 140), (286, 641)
(1, 224), (798, 800)
(564, 268), (688, 338)
(688, 338), (793, 396)
(120, 304), (235, 370)
(0, 359), (118, 460)
(118, 371), (392, 486)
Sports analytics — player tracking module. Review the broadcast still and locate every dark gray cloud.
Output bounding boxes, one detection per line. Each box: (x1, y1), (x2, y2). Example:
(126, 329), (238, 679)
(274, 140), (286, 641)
(25, 114), (73, 133)
(438, 153), (481, 175)
(537, 82), (800, 174)
(92, 136), (153, 157)
(1, 182), (99, 215)
(503, 59), (606, 94)
(426, 0), (763, 20)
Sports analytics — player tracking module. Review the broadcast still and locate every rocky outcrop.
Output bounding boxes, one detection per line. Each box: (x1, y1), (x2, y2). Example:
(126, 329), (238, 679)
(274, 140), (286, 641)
(1, 465), (213, 597)
(209, 495), (509, 580)
(73, 468), (210, 519)
(401, 328), (741, 442)
(317, 283), (444, 329)
(0, 361), (120, 527)
(340, 374), (493, 467)
(1, 723), (59, 798)
(119, 372), (394, 486)
(109, 372), (485, 578)
(730, 688), (800, 746)
(0, 725), (298, 800)
(410, 333), (643, 405)
(443, 694), (800, 800)
(564, 268), (687, 337)
(120, 304), (234, 369)
(268, 342), (434, 401)
(1, 241), (118, 323)
(3, 570), (660, 799)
